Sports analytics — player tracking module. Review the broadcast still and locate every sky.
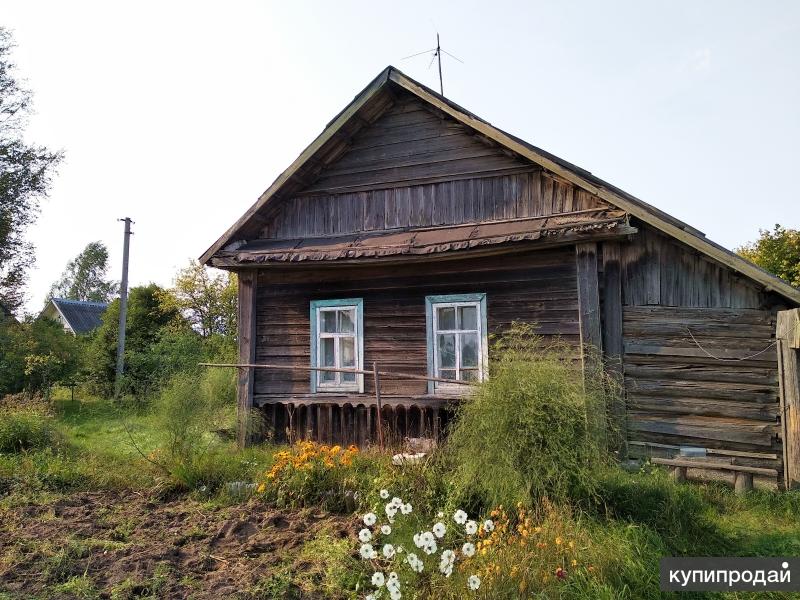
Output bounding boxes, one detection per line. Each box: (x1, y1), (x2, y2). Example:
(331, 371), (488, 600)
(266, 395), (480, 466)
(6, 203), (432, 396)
(3, 0), (799, 314)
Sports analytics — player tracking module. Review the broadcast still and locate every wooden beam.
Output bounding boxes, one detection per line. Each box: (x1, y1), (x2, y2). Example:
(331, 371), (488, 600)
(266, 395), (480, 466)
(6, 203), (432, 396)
(777, 308), (800, 489)
(576, 242), (606, 442)
(602, 241), (626, 456)
(576, 242), (603, 356)
(236, 271), (258, 448)
(651, 457), (778, 477)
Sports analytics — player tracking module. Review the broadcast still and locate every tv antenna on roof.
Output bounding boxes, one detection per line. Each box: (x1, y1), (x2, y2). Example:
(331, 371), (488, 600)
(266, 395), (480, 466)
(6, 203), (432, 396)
(401, 33), (463, 96)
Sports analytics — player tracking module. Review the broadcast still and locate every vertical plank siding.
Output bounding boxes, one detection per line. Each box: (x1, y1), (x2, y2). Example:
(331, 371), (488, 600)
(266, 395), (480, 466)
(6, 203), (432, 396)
(264, 171), (611, 240)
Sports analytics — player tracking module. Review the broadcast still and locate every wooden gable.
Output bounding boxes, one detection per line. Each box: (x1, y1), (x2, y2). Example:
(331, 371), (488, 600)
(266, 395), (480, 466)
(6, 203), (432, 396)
(260, 91), (616, 240)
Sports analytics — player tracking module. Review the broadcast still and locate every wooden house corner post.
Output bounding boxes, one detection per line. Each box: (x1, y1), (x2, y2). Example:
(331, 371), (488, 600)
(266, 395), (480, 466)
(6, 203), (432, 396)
(601, 241), (627, 457)
(237, 271), (258, 448)
(777, 308), (800, 489)
(575, 242), (607, 445)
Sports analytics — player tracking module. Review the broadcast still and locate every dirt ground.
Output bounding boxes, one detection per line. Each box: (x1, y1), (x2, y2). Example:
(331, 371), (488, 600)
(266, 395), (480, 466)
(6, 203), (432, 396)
(0, 491), (352, 599)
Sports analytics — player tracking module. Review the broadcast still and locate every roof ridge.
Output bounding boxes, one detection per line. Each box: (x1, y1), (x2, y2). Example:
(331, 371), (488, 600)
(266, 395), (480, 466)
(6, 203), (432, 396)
(52, 297), (109, 307)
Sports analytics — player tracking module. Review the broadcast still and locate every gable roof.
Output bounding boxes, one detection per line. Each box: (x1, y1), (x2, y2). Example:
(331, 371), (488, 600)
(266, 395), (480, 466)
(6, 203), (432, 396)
(201, 66), (800, 305)
(42, 298), (108, 334)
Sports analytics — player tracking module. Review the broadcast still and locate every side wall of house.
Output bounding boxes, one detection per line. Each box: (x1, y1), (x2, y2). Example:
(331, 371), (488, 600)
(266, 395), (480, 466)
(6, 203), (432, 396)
(253, 247), (581, 444)
(610, 223), (788, 487)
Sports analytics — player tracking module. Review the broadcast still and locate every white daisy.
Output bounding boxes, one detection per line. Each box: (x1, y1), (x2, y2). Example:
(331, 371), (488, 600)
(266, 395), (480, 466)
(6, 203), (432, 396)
(372, 571), (385, 587)
(483, 519), (495, 533)
(453, 509), (468, 525)
(359, 528), (372, 543)
(400, 503), (412, 515)
(389, 589), (401, 600)
(468, 574), (481, 590)
(462, 542), (475, 557)
(383, 543), (395, 559)
(432, 522), (446, 538)
(380, 489), (390, 499)
(465, 520), (477, 535)
(360, 543), (374, 559)
(391, 497), (403, 508)
(363, 513), (377, 526)
(381, 525), (392, 535)
(385, 504), (398, 519)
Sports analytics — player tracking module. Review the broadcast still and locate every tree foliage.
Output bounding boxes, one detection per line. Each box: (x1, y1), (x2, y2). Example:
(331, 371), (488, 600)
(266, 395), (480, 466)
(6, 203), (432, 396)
(48, 241), (118, 303)
(0, 315), (80, 395)
(0, 28), (62, 312)
(170, 260), (237, 337)
(736, 225), (800, 288)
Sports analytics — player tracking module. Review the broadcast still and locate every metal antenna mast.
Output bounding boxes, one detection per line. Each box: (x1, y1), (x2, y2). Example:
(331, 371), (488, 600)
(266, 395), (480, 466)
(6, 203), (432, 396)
(115, 217), (133, 397)
(401, 34), (463, 97)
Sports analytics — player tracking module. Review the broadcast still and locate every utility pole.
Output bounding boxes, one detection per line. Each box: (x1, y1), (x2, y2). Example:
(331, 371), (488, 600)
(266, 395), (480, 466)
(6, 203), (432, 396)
(115, 217), (133, 397)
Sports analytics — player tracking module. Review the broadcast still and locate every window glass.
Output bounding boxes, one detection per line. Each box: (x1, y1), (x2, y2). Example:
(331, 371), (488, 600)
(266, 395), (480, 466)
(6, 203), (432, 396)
(437, 306), (456, 330)
(429, 297), (485, 387)
(314, 306), (359, 390)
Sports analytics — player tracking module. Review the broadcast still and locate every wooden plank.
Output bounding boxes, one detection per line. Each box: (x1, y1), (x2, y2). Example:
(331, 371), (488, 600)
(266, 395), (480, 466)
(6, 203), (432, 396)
(602, 241), (625, 453)
(627, 414), (776, 447)
(236, 270), (258, 448)
(624, 342), (776, 363)
(777, 309), (800, 489)
(651, 457), (778, 477)
(576, 243), (602, 353)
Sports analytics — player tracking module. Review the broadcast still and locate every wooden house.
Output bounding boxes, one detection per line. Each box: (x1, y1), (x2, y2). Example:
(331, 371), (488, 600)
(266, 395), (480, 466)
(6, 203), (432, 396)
(202, 67), (800, 490)
(39, 298), (108, 335)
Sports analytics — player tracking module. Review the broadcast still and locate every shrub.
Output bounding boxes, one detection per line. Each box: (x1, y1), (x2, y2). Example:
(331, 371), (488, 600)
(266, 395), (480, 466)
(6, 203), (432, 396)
(0, 404), (58, 453)
(149, 367), (236, 489)
(445, 324), (612, 510)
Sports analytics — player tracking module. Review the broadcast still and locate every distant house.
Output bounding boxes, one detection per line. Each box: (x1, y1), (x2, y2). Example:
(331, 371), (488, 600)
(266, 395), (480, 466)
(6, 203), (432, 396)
(40, 298), (108, 335)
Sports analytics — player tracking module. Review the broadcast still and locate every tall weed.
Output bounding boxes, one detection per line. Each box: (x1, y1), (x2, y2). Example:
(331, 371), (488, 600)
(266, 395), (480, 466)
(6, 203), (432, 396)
(445, 324), (613, 510)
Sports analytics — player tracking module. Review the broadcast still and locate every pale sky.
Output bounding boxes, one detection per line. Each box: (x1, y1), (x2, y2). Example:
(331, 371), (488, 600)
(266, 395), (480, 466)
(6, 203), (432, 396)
(3, 1), (799, 314)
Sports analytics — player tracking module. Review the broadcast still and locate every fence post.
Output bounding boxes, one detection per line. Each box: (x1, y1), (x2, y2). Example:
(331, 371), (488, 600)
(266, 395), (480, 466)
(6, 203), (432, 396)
(373, 362), (384, 451)
(777, 308), (800, 489)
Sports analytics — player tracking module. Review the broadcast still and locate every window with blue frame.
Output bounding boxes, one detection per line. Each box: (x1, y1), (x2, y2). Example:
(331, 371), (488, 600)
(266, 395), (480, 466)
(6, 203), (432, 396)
(425, 293), (488, 394)
(310, 298), (364, 393)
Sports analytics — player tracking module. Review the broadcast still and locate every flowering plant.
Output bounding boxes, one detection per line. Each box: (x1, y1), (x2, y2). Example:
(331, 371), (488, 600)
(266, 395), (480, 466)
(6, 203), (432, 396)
(356, 488), (487, 599)
(256, 441), (359, 509)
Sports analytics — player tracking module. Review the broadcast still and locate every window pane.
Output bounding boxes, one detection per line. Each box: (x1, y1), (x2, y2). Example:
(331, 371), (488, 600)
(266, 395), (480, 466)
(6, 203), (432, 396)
(321, 310), (337, 333)
(460, 333), (479, 368)
(338, 309), (355, 333)
(321, 337), (336, 366)
(340, 337), (355, 366)
(439, 369), (456, 381)
(437, 306), (456, 330)
(320, 338), (335, 382)
(459, 305), (478, 330)
(460, 369), (478, 381)
(437, 333), (456, 368)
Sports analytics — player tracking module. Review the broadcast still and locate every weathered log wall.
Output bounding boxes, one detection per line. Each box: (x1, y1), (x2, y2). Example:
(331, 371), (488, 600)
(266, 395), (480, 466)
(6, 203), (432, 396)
(253, 247), (581, 444)
(616, 225), (787, 487)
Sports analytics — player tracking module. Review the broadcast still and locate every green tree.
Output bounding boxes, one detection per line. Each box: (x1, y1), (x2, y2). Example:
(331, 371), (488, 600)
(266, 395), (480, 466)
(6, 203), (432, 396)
(0, 28), (62, 313)
(737, 225), (800, 288)
(171, 260), (237, 337)
(83, 284), (192, 396)
(0, 316), (79, 396)
(48, 241), (118, 303)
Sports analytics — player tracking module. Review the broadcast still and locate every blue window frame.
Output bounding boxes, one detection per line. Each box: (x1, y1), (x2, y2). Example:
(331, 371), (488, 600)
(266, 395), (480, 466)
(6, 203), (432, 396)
(310, 298), (364, 393)
(425, 293), (488, 394)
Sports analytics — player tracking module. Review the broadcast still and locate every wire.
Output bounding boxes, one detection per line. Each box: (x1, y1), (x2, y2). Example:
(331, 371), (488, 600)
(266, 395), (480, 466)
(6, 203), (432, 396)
(401, 48), (436, 60)
(685, 327), (777, 362)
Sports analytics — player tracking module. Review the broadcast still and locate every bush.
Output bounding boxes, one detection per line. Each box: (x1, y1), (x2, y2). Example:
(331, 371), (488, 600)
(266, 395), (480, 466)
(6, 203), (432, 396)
(445, 324), (612, 511)
(149, 367), (236, 489)
(0, 403), (58, 453)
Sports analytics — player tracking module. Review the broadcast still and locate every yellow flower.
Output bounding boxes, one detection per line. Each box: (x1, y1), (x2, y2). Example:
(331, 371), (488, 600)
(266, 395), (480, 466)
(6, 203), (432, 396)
(571, 559), (577, 567)
(257, 483), (265, 493)
(555, 537), (563, 546)
(569, 540), (575, 549)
